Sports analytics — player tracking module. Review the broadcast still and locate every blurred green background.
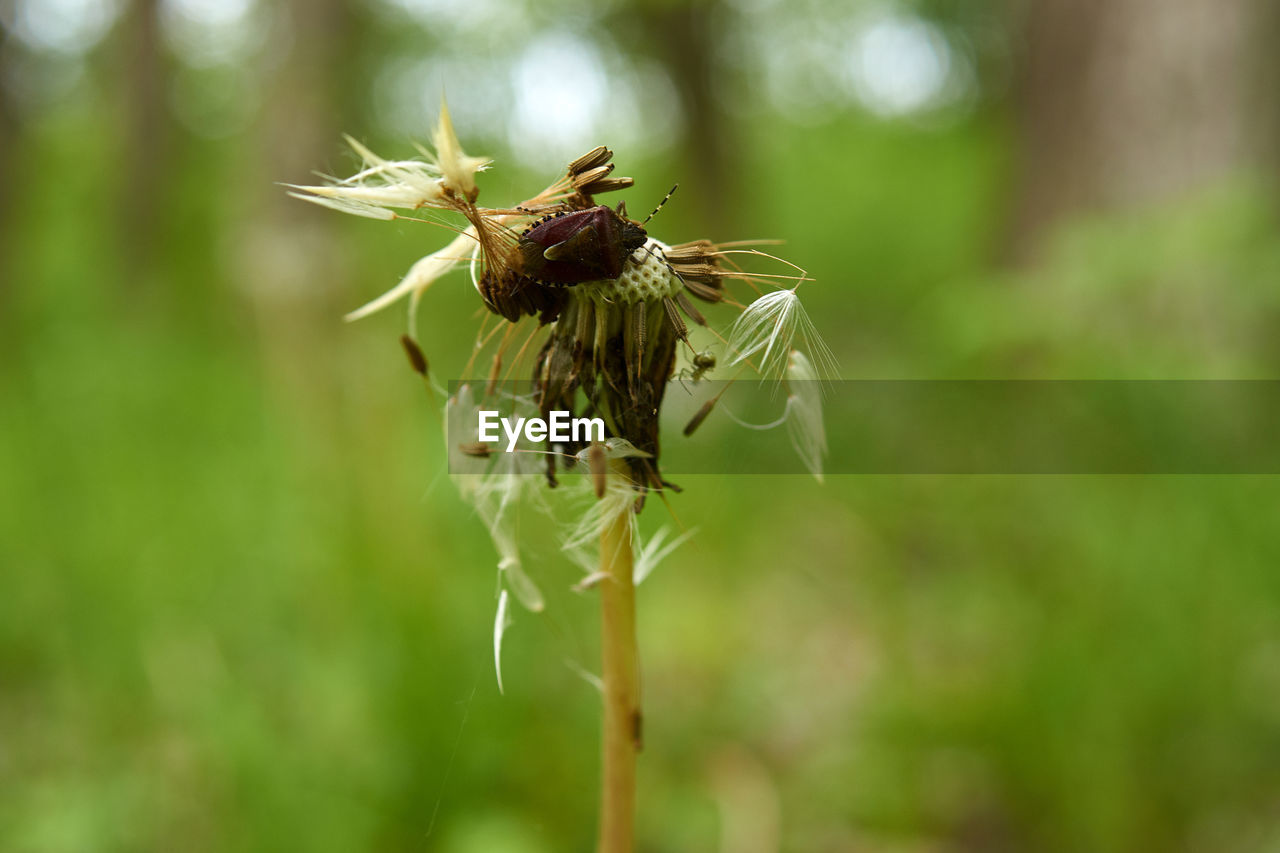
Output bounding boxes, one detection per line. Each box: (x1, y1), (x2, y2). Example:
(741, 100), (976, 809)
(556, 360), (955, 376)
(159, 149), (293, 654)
(3, 0), (1280, 850)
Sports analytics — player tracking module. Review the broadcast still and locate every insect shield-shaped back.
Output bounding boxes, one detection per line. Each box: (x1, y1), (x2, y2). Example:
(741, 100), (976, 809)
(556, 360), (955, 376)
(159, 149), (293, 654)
(479, 203), (648, 324)
(520, 204), (648, 284)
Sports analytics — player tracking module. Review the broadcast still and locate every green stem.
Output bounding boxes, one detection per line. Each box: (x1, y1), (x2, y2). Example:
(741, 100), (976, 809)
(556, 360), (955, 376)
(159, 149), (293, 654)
(598, 472), (639, 853)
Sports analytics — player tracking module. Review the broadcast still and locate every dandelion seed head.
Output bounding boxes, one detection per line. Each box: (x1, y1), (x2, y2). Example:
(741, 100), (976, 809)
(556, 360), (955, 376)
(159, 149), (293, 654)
(579, 240), (682, 305)
(292, 107), (833, 691)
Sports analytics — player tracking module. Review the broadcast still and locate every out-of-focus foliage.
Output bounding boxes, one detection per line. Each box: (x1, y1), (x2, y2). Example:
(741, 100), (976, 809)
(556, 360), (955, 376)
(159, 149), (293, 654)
(2, 0), (1279, 851)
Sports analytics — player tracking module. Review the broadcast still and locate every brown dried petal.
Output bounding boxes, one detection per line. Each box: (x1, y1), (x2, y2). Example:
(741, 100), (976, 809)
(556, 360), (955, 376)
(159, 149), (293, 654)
(675, 291), (707, 326)
(568, 146), (613, 175)
(662, 297), (688, 341)
(580, 177), (635, 195)
(681, 278), (724, 303)
(571, 164), (614, 189)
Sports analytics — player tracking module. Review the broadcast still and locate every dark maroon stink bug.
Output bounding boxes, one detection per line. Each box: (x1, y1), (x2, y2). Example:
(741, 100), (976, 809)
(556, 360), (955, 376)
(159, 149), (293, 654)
(517, 203), (648, 285)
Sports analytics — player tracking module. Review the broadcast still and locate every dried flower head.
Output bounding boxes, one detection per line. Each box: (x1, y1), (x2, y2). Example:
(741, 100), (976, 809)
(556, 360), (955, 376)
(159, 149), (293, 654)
(291, 104), (833, 621)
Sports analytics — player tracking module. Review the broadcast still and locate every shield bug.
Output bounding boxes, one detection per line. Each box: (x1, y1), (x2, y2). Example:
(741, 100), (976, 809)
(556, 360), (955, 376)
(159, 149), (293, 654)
(478, 187), (677, 324)
(517, 203), (649, 285)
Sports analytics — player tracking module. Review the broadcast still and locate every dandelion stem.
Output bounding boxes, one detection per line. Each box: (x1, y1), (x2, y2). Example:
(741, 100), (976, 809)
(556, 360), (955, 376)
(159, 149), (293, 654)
(598, 465), (639, 853)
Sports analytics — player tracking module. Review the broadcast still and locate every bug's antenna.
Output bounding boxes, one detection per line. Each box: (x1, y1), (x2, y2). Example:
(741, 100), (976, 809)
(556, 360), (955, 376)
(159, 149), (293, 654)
(642, 184), (678, 225)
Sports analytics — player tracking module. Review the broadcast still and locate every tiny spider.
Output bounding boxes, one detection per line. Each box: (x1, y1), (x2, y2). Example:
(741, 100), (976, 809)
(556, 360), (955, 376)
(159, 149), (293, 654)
(675, 349), (716, 390)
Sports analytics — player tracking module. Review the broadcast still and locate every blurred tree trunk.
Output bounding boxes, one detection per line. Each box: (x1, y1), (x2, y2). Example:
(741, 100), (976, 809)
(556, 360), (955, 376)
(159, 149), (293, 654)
(253, 0), (363, 220)
(0, 0), (21, 323)
(1008, 0), (1279, 258)
(633, 0), (735, 236)
(241, 0), (362, 331)
(240, 0), (355, 339)
(237, 0), (363, 476)
(117, 0), (171, 289)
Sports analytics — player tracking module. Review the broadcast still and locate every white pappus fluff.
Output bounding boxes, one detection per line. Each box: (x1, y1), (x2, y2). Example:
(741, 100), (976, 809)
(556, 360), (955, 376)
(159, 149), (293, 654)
(727, 289), (837, 380)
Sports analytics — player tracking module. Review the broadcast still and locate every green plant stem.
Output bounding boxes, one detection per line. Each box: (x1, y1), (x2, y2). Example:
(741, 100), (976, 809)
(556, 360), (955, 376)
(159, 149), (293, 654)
(598, 477), (639, 853)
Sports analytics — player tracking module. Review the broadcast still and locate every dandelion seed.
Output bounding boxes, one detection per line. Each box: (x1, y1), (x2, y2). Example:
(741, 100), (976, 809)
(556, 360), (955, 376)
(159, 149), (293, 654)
(573, 438), (652, 466)
(284, 190), (399, 220)
(727, 289), (837, 379)
(573, 571), (610, 592)
(457, 442), (493, 459)
(290, 103), (490, 222)
(498, 552), (545, 613)
(493, 589), (512, 694)
(429, 100), (490, 202)
(470, 475), (547, 612)
(288, 145), (442, 216)
(562, 485), (636, 554)
(785, 350), (828, 482)
(448, 385), (547, 612)
(344, 229), (478, 327)
(400, 334), (428, 377)
(683, 398), (717, 436)
(634, 525), (698, 585)
(563, 657), (604, 693)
